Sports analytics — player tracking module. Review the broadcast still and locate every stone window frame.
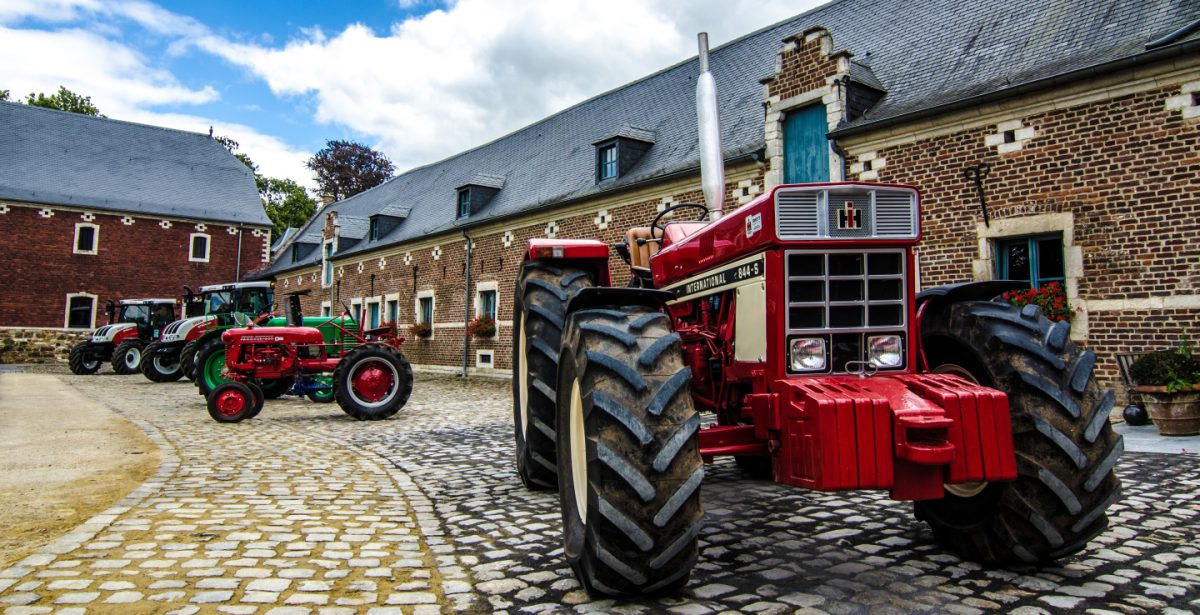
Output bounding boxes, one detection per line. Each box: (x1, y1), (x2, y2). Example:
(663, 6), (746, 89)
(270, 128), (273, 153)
(364, 297), (382, 329)
(416, 289), (436, 340)
(320, 301), (332, 318)
(475, 280), (499, 321)
(384, 293), (400, 325)
(64, 292), (98, 329)
(476, 349), (495, 369)
(350, 298), (363, 327)
(321, 239), (336, 288)
(189, 232), (211, 263)
(764, 88), (846, 189)
(73, 222), (99, 255)
(972, 212), (1085, 340)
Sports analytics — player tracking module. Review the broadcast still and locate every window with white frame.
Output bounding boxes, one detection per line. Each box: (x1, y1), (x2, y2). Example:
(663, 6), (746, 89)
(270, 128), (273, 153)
(365, 299), (381, 329)
(321, 240), (335, 288)
(476, 349), (494, 368)
(416, 290), (435, 339)
(189, 233), (211, 262)
(320, 301), (332, 318)
(74, 223), (98, 255)
(385, 294), (399, 324)
(475, 281), (498, 320)
(65, 293), (97, 329)
(350, 299), (363, 325)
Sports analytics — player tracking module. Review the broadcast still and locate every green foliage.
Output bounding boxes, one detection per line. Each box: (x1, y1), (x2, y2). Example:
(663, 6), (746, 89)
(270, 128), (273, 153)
(25, 86), (103, 116)
(216, 134), (316, 241)
(0, 89), (9, 101)
(261, 177), (317, 241)
(1002, 281), (1072, 321)
(1129, 341), (1200, 392)
(306, 140), (394, 202)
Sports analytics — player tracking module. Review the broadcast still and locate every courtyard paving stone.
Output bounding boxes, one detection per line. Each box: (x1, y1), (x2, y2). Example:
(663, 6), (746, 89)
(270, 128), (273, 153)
(0, 369), (1198, 613)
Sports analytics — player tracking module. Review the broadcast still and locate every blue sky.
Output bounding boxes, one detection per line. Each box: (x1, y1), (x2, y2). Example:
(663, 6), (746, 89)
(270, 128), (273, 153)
(0, 0), (822, 190)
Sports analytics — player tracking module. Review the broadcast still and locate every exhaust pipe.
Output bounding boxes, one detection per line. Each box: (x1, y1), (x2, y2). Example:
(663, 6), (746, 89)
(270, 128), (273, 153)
(696, 32), (725, 221)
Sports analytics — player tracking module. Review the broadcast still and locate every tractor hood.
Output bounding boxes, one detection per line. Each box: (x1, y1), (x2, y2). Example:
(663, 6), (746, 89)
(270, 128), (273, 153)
(160, 316), (214, 344)
(91, 322), (135, 343)
(222, 326), (325, 346)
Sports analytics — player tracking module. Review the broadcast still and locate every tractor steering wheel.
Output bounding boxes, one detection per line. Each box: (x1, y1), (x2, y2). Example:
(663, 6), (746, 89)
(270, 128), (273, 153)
(650, 203), (709, 239)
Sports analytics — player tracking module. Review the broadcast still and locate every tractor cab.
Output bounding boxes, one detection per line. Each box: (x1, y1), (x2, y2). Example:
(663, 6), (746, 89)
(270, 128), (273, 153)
(197, 281), (274, 327)
(111, 298), (177, 340)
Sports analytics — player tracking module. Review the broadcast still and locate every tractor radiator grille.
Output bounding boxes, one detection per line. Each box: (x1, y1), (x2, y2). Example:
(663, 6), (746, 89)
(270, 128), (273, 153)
(785, 249), (909, 374)
(785, 249), (907, 332)
(775, 186), (917, 240)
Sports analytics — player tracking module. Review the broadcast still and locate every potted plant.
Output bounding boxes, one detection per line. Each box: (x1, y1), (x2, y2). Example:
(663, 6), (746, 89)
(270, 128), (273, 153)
(1128, 341), (1200, 436)
(1001, 282), (1074, 322)
(408, 322), (432, 340)
(468, 314), (496, 339)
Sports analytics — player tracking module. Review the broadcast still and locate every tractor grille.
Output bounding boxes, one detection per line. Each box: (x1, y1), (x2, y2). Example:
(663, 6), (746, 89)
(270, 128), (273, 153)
(163, 320), (182, 335)
(775, 186), (917, 240)
(785, 249), (909, 374)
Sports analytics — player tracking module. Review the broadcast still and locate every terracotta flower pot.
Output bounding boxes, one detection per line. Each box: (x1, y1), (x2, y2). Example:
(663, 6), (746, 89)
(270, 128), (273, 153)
(1134, 385), (1200, 436)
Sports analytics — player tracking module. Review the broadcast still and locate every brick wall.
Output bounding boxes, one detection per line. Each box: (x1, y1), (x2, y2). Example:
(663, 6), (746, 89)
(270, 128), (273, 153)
(272, 163), (765, 373)
(0, 201), (270, 329)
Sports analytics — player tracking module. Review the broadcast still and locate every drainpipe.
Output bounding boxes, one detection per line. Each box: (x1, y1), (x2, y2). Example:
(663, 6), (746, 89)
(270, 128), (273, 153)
(235, 227), (243, 280)
(461, 230), (473, 378)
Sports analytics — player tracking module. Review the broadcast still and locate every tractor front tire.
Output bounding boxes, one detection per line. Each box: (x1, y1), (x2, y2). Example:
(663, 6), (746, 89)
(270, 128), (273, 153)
(333, 344), (413, 420)
(180, 339), (200, 381)
(195, 340), (227, 397)
(68, 342), (102, 375)
(112, 340), (145, 375)
(207, 381), (262, 423)
(142, 342), (184, 382)
(556, 306), (703, 596)
(918, 301), (1122, 565)
(512, 262), (594, 490)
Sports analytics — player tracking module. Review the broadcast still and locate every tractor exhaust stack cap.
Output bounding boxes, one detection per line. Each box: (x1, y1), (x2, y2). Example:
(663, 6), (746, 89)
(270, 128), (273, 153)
(696, 32), (725, 221)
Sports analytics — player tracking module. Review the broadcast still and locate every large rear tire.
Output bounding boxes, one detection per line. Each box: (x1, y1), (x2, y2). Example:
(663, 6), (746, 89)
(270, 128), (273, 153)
(141, 342), (184, 382)
(112, 340), (144, 375)
(512, 262), (594, 490)
(68, 342), (102, 375)
(195, 340), (227, 397)
(180, 339), (200, 381)
(556, 306), (703, 596)
(333, 344), (413, 420)
(918, 301), (1122, 565)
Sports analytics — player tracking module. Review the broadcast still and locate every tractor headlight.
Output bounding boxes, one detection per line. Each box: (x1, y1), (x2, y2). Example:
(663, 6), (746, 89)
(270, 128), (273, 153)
(868, 335), (903, 368)
(790, 338), (826, 371)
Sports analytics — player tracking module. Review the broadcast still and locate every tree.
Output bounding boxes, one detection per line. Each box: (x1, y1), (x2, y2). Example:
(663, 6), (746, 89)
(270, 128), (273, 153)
(25, 86), (103, 116)
(216, 134), (317, 241)
(214, 134), (258, 175)
(261, 177), (318, 240)
(0, 90), (9, 101)
(306, 140), (394, 202)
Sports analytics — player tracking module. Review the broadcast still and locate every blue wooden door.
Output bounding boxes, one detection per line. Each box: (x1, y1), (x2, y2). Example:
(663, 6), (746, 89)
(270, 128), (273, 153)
(783, 104), (830, 184)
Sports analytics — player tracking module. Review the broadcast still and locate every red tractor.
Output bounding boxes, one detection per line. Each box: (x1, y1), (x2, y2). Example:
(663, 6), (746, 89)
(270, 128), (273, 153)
(68, 298), (177, 375)
(510, 35), (1121, 596)
(203, 296), (413, 423)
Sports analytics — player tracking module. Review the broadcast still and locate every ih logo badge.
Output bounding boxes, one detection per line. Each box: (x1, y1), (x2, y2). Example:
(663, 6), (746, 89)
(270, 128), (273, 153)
(838, 201), (863, 230)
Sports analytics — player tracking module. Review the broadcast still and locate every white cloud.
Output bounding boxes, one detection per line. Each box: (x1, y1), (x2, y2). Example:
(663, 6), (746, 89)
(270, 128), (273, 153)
(0, 26), (217, 110)
(195, 0), (824, 171)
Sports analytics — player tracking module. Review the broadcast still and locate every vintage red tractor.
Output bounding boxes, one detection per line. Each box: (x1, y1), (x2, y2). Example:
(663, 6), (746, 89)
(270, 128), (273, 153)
(68, 298), (177, 375)
(203, 297), (413, 423)
(509, 35), (1122, 596)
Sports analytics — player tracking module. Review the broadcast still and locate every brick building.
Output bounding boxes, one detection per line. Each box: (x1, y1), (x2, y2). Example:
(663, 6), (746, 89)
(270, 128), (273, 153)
(0, 102), (271, 360)
(263, 0), (1199, 395)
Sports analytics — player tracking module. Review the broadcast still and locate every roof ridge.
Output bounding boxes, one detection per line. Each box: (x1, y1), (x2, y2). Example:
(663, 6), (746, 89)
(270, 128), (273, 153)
(0, 100), (217, 142)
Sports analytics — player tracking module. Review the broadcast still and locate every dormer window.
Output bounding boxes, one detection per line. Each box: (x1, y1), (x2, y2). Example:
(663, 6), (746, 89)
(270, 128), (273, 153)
(598, 144), (618, 181)
(369, 217), (380, 241)
(455, 174), (505, 218)
(593, 126), (655, 184)
(291, 244), (301, 263)
(457, 189), (471, 218)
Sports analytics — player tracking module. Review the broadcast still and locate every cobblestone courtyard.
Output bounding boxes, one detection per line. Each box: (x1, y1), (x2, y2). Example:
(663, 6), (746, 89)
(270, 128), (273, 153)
(2, 370), (1199, 614)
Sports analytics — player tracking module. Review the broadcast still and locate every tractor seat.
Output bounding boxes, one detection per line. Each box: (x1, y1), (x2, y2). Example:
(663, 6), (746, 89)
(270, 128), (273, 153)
(362, 325), (393, 338)
(626, 227), (661, 271)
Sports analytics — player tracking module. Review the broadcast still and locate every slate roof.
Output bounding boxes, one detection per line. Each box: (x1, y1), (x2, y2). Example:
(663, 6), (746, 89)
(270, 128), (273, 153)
(0, 102), (270, 226)
(265, 0), (1198, 275)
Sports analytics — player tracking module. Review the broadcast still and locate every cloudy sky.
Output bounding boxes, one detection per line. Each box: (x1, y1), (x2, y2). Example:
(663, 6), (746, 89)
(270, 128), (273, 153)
(0, 0), (825, 190)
